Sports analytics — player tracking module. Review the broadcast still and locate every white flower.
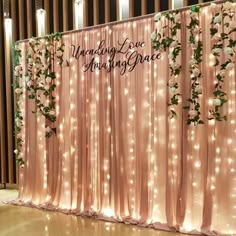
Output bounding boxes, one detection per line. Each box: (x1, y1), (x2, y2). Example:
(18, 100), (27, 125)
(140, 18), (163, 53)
(14, 70), (20, 76)
(193, 27), (201, 35)
(56, 50), (63, 57)
(213, 98), (221, 106)
(224, 47), (234, 55)
(46, 77), (52, 83)
(210, 3), (217, 10)
(189, 59), (197, 66)
(175, 14), (181, 23)
(15, 65), (21, 71)
(27, 81), (32, 87)
(168, 78), (176, 88)
(195, 85), (203, 94)
(170, 63), (180, 70)
(151, 31), (157, 40)
(40, 74), (46, 80)
(28, 58), (33, 64)
(45, 126), (51, 133)
(169, 87), (177, 94)
(168, 52), (174, 60)
(223, 1), (232, 10)
(15, 88), (22, 94)
(17, 133), (22, 139)
(213, 15), (222, 24)
(14, 149), (19, 155)
(29, 38), (36, 45)
(192, 68), (200, 77)
(191, 12), (198, 19)
(154, 13), (161, 22)
(217, 69), (226, 77)
(226, 62), (234, 70)
(170, 40), (178, 48)
(49, 110), (55, 116)
(211, 34), (221, 43)
(189, 110), (198, 117)
(212, 47), (221, 54)
(44, 85), (50, 91)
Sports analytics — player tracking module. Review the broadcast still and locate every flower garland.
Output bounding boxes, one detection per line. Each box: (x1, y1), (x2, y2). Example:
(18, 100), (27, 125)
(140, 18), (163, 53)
(209, 1), (236, 121)
(26, 33), (64, 138)
(152, 11), (181, 119)
(184, 5), (204, 125)
(13, 43), (24, 166)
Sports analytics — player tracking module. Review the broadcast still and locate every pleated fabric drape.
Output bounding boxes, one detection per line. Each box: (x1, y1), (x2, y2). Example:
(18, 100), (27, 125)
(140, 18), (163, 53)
(13, 2), (236, 235)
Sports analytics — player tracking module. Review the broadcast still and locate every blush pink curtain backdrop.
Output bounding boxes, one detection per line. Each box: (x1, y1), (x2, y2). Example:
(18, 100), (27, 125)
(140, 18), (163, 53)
(14, 2), (236, 235)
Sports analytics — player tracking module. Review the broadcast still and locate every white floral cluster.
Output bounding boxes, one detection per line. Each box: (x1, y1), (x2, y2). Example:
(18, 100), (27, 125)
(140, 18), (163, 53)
(26, 34), (64, 137)
(209, 1), (236, 121)
(186, 7), (204, 125)
(14, 43), (25, 166)
(152, 11), (182, 119)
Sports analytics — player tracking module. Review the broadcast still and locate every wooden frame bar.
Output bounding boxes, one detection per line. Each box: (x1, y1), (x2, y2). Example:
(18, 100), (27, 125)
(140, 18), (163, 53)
(63, 0), (68, 31)
(93, 0), (99, 25)
(155, 0), (160, 12)
(141, 0), (147, 15)
(27, 0), (33, 38)
(53, 0), (59, 32)
(18, 0), (25, 39)
(44, 0), (50, 34)
(104, 0), (110, 23)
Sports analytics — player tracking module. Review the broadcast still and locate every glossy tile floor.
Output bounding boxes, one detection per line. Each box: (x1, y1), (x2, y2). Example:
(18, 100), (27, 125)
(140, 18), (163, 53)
(0, 189), (190, 236)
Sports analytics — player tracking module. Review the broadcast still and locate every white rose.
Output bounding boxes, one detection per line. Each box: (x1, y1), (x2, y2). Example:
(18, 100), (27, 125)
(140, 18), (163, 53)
(226, 62), (234, 70)
(44, 85), (50, 90)
(14, 149), (19, 155)
(45, 126), (51, 133)
(15, 88), (22, 94)
(17, 133), (22, 139)
(14, 70), (20, 76)
(46, 77), (52, 83)
(154, 13), (161, 22)
(224, 47), (234, 55)
(189, 110), (198, 117)
(217, 69), (226, 77)
(168, 78), (176, 88)
(56, 50), (63, 57)
(40, 74), (45, 80)
(15, 65), (21, 71)
(151, 31), (157, 40)
(192, 68), (200, 77)
(191, 12), (198, 19)
(193, 27), (201, 35)
(27, 81), (32, 87)
(212, 47), (221, 54)
(195, 85), (203, 94)
(170, 63), (180, 70)
(213, 98), (221, 106)
(213, 15), (222, 24)
(175, 14), (180, 23)
(168, 52), (174, 60)
(169, 87), (177, 94)
(189, 59), (197, 66)
(28, 58), (33, 64)
(29, 38), (36, 44)
(211, 34), (221, 43)
(49, 110), (55, 116)
(223, 1), (232, 10)
(170, 40), (178, 48)
(210, 3), (217, 10)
